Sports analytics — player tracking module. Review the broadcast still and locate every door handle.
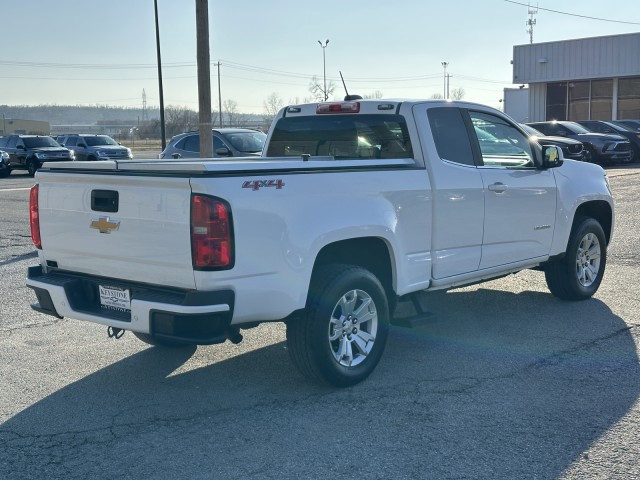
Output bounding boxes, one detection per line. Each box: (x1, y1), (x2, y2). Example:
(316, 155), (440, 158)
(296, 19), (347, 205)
(488, 182), (507, 193)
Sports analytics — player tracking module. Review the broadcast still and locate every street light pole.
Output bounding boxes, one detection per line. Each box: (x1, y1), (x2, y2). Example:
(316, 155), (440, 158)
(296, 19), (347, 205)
(318, 39), (329, 101)
(154, 0), (166, 150)
(441, 61), (449, 99)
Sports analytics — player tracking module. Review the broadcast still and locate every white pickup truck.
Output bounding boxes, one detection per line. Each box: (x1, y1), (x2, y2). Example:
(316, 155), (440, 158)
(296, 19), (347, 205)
(26, 98), (614, 387)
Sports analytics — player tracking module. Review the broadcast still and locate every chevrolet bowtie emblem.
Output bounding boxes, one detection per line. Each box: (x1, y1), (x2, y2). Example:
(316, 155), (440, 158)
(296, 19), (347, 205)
(90, 216), (120, 234)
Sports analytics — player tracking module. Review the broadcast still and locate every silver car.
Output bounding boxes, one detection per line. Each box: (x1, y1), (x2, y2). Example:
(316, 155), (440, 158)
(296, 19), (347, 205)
(0, 150), (11, 178)
(159, 128), (267, 159)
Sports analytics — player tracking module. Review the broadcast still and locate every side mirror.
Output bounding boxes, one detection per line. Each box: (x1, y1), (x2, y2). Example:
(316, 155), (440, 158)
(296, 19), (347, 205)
(78, 143), (87, 148)
(541, 145), (563, 168)
(215, 147), (232, 157)
(17, 145), (25, 150)
(171, 153), (182, 159)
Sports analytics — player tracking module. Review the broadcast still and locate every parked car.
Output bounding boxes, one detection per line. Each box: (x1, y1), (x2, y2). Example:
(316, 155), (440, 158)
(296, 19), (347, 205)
(526, 121), (632, 165)
(577, 120), (640, 163)
(520, 124), (586, 162)
(0, 150), (11, 178)
(612, 119), (640, 132)
(57, 134), (132, 161)
(1, 135), (74, 176)
(159, 128), (267, 159)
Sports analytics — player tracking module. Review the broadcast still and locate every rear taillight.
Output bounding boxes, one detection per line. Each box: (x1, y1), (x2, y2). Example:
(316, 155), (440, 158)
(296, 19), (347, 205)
(191, 194), (234, 270)
(30, 185), (42, 249)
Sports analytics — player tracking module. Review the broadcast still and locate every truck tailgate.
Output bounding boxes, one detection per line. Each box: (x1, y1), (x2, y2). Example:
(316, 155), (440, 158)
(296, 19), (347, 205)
(36, 171), (196, 290)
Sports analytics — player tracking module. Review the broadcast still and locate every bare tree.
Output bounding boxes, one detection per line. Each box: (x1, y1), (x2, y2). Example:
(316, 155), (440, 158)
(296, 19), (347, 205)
(165, 105), (198, 137)
(362, 90), (384, 99)
(309, 75), (336, 102)
(223, 99), (239, 127)
(263, 92), (284, 130)
(451, 87), (466, 101)
(430, 93), (444, 100)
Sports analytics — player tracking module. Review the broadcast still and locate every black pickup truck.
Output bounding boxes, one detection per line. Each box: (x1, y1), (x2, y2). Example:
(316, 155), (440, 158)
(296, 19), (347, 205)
(0, 135), (74, 176)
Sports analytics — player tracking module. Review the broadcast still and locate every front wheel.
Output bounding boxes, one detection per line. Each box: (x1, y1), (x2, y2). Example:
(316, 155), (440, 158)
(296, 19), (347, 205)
(27, 159), (39, 177)
(286, 264), (390, 387)
(545, 217), (607, 300)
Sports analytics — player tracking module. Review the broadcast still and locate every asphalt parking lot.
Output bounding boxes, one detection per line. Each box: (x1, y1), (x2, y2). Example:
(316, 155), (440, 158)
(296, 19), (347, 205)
(1, 167), (639, 479)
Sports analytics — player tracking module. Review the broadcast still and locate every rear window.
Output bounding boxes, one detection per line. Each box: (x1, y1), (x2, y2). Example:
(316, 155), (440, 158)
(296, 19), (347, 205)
(266, 114), (413, 160)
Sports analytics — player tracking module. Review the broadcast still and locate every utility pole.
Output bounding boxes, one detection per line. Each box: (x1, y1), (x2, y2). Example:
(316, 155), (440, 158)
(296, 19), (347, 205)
(153, 0), (166, 150)
(318, 39), (329, 101)
(446, 73), (452, 100)
(142, 89), (148, 122)
(195, 0), (213, 158)
(526, 3), (538, 44)
(441, 62), (449, 99)
(215, 62), (222, 128)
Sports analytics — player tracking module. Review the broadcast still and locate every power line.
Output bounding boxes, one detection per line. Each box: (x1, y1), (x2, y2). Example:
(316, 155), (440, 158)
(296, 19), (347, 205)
(503, 0), (640, 25)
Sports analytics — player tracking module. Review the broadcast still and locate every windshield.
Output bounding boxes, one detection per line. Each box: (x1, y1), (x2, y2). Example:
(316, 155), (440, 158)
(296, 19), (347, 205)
(23, 137), (61, 148)
(83, 135), (118, 146)
(520, 124), (544, 137)
(564, 122), (592, 134)
(223, 131), (266, 153)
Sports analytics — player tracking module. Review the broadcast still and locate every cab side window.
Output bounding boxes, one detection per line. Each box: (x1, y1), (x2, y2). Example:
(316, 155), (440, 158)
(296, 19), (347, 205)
(427, 107), (475, 166)
(183, 135), (199, 152)
(469, 112), (534, 168)
(213, 136), (225, 151)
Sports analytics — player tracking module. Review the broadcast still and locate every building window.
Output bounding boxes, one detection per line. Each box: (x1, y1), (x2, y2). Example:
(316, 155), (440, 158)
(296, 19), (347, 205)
(568, 81), (590, 121)
(546, 82), (567, 120)
(547, 79), (620, 121)
(618, 76), (640, 119)
(591, 80), (613, 120)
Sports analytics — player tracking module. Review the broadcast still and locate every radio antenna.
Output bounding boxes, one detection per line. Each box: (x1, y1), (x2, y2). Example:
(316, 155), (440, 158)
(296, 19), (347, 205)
(339, 71), (362, 101)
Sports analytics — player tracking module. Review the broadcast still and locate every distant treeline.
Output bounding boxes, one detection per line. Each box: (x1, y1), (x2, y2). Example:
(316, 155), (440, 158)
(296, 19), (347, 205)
(0, 104), (159, 125)
(0, 104), (267, 135)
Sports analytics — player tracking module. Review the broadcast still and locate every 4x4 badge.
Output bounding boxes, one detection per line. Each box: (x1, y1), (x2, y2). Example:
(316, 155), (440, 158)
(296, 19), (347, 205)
(242, 179), (285, 191)
(90, 216), (120, 234)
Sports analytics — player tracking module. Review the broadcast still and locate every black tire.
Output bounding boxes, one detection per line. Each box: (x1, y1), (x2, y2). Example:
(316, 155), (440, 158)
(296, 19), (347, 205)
(27, 159), (39, 177)
(545, 217), (607, 301)
(286, 264), (390, 387)
(132, 331), (193, 348)
(87, 155), (98, 162)
(582, 149), (593, 163)
(0, 168), (10, 178)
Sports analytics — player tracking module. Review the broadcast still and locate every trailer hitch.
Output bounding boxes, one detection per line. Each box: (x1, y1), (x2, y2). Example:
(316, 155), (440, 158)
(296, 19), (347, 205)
(107, 326), (125, 339)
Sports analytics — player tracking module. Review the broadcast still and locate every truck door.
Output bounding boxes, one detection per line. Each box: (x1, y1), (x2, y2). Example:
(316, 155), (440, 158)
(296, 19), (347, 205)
(467, 110), (556, 269)
(420, 106), (484, 279)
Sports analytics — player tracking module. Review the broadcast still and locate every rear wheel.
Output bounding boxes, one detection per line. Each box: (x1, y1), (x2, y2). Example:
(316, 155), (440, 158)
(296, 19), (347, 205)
(286, 264), (390, 387)
(545, 217), (607, 300)
(0, 168), (10, 178)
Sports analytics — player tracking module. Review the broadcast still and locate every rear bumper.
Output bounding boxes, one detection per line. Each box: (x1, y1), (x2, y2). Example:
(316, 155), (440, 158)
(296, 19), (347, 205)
(26, 265), (235, 345)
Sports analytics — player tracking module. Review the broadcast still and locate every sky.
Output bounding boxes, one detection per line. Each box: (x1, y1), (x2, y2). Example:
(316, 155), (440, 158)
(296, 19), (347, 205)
(1, 0), (639, 115)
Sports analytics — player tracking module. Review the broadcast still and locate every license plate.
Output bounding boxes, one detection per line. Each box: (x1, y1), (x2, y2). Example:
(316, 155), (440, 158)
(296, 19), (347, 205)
(99, 285), (131, 312)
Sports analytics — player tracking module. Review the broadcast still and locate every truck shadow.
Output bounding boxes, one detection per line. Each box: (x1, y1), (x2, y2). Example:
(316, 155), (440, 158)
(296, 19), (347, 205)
(1, 288), (638, 479)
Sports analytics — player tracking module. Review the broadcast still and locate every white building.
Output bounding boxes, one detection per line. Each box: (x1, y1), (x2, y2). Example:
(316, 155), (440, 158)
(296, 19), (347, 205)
(511, 32), (640, 122)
